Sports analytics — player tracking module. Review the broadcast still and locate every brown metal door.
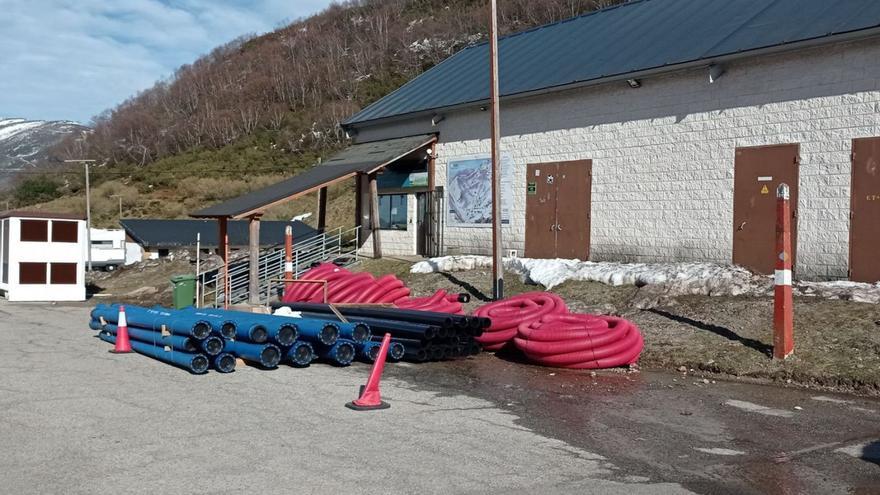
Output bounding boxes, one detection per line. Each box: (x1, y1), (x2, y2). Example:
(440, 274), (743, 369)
(525, 162), (558, 258)
(850, 137), (880, 282)
(554, 160), (592, 260)
(733, 144), (799, 274)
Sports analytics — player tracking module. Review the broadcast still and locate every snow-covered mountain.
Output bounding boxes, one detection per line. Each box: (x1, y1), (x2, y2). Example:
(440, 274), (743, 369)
(0, 118), (90, 187)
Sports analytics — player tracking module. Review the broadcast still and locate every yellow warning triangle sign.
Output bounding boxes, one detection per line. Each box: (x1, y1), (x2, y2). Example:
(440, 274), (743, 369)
(761, 185), (769, 195)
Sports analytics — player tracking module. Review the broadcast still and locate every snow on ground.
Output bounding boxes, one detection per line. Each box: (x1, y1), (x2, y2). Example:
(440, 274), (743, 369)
(411, 256), (880, 303)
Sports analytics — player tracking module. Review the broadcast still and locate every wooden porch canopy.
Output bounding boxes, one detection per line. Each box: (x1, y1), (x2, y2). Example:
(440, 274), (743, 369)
(190, 133), (436, 305)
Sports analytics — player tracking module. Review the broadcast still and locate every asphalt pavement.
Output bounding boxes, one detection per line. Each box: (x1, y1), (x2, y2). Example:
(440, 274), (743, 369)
(0, 302), (877, 494)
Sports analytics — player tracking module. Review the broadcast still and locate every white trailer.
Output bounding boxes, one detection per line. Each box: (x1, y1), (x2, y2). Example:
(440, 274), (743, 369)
(89, 228), (126, 271)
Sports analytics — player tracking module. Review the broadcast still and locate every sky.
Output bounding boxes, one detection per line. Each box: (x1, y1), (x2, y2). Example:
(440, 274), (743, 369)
(0, 0), (332, 124)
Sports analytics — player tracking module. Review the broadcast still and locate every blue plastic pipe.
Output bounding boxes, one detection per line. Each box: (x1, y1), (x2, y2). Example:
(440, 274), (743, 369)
(97, 331), (209, 374)
(212, 353), (236, 373)
(91, 304), (212, 340)
(223, 340), (281, 368)
(358, 341), (381, 363)
(175, 307), (238, 339)
(185, 308), (303, 346)
(338, 321), (371, 344)
(388, 341), (405, 361)
(318, 339), (356, 366)
(94, 319), (225, 357)
(286, 341), (315, 366)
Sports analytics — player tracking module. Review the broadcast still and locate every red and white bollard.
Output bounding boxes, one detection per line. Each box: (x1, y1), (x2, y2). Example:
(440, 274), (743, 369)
(773, 183), (794, 359)
(284, 226), (294, 290)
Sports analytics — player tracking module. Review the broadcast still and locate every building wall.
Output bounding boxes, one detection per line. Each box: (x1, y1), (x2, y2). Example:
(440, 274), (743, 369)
(0, 217), (86, 301)
(355, 38), (880, 279)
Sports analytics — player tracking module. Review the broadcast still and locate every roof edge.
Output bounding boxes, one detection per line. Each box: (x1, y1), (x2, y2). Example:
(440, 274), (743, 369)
(344, 28), (880, 129)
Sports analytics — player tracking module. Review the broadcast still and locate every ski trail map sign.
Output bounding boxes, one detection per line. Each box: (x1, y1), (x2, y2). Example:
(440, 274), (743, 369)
(446, 155), (513, 227)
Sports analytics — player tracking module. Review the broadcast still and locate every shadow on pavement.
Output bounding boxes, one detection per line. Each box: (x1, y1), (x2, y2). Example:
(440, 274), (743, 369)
(862, 441), (880, 467)
(648, 308), (773, 357)
(438, 272), (492, 302)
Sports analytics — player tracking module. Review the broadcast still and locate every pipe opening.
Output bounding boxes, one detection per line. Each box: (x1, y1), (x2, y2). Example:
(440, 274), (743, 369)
(368, 345), (380, 361)
(192, 321), (212, 340)
(250, 325), (269, 344)
(191, 355), (210, 374)
(291, 344), (313, 365)
(276, 324), (298, 346)
(352, 323), (370, 343)
(389, 342), (405, 360)
(215, 354), (236, 373)
(261, 346), (281, 367)
(320, 324), (340, 346)
(336, 343), (355, 364)
(203, 337), (224, 355)
(220, 322), (237, 339)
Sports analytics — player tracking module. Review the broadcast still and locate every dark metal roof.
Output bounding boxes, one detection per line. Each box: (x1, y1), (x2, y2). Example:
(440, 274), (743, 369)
(191, 134), (436, 218)
(0, 210), (85, 220)
(345, 0), (880, 126)
(120, 219), (320, 249)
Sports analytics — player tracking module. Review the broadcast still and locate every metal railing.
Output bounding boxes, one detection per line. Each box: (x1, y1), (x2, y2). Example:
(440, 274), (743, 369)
(198, 226), (361, 307)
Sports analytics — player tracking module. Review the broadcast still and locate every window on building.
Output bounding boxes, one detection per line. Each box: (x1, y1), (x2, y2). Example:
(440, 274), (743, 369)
(50, 263), (77, 284)
(20, 220), (48, 242)
(19, 262), (47, 284)
(378, 194), (407, 230)
(51, 221), (78, 243)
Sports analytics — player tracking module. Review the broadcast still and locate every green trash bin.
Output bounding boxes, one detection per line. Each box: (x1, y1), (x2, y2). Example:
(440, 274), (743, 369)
(170, 274), (197, 309)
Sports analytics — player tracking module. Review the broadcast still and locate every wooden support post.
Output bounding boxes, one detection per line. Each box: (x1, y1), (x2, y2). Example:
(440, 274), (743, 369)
(218, 217), (229, 309)
(773, 183), (794, 359)
(489, 0), (504, 300)
(248, 215), (261, 305)
(369, 173), (382, 258)
(317, 187), (328, 232)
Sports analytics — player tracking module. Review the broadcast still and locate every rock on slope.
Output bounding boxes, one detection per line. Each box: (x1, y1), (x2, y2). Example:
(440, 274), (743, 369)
(0, 117), (90, 187)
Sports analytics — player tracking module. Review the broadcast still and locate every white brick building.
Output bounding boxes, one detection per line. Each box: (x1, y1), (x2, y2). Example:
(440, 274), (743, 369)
(344, 0), (880, 281)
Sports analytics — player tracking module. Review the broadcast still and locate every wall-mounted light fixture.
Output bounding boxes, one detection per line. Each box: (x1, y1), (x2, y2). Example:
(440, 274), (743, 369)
(626, 78), (641, 89)
(480, 105), (488, 111)
(709, 64), (725, 84)
(431, 113), (445, 126)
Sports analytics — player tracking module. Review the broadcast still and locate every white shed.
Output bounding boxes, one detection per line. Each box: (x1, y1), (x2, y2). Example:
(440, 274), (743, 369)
(0, 211), (87, 302)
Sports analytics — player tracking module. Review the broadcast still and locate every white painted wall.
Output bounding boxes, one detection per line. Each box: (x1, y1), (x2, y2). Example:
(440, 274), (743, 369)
(354, 38), (880, 279)
(0, 217), (86, 301)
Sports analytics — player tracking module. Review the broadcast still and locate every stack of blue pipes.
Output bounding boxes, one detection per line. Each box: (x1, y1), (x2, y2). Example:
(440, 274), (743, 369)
(90, 304), (404, 374)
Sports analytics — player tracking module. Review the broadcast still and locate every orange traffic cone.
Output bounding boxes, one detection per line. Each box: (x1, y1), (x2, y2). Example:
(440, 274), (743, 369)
(346, 333), (392, 411)
(109, 305), (133, 354)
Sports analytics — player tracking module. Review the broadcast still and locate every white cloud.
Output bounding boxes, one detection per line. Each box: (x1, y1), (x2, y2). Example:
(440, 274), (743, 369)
(0, 0), (331, 124)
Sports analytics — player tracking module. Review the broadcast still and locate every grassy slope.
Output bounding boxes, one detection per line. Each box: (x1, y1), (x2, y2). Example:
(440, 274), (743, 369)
(34, 131), (356, 230)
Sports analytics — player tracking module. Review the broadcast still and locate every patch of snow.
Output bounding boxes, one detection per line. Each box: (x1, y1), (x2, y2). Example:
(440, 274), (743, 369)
(693, 447), (745, 456)
(411, 255), (880, 303)
(724, 399), (794, 418)
(0, 120), (43, 140)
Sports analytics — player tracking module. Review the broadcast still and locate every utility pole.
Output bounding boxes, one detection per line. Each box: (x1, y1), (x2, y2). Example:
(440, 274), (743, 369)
(489, 0), (504, 300)
(65, 159), (96, 271)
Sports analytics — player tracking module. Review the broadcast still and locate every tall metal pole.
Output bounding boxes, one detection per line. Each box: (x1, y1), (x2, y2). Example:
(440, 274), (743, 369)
(84, 162), (92, 272)
(66, 159), (96, 272)
(489, 0), (504, 300)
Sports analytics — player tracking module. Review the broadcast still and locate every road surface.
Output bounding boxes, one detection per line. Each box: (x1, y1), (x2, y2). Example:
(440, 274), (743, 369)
(0, 302), (877, 494)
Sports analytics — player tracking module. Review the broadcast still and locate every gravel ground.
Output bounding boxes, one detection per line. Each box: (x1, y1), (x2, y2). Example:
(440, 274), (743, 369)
(356, 258), (880, 396)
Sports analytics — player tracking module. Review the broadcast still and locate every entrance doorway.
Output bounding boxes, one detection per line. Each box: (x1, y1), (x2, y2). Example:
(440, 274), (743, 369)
(850, 137), (880, 282)
(525, 160), (592, 260)
(417, 187), (444, 257)
(733, 144), (799, 274)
